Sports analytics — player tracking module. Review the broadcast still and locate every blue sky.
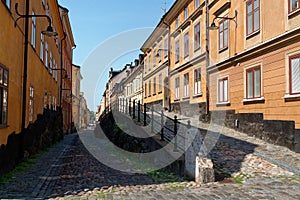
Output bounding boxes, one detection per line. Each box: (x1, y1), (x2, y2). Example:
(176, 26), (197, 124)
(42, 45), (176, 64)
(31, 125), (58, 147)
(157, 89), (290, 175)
(58, 0), (175, 111)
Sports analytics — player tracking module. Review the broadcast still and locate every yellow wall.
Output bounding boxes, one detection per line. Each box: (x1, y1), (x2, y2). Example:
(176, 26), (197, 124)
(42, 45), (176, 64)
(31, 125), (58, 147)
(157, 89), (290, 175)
(209, 0), (300, 128)
(0, 0), (64, 145)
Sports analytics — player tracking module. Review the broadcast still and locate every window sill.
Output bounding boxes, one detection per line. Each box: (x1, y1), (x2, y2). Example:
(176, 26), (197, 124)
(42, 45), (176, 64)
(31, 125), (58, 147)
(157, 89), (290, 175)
(174, 98), (180, 102)
(216, 101), (231, 106)
(242, 97), (265, 104)
(246, 30), (260, 40)
(288, 8), (300, 18)
(192, 93), (202, 98)
(182, 96), (190, 100)
(158, 91), (162, 94)
(219, 46), (228, 53)
(0, 124), (9, 129)
(283, 93), (300, 101)
(194, 47), (200, 52)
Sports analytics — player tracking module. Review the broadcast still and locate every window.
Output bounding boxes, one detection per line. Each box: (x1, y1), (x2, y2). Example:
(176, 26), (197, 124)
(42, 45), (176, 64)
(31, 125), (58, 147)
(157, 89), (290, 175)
(184, 73), (189, 97)
(54, 60), (58, 81)
(246, 66), (261, 99)
(175, 77), (180, 99)
(153, 77), (156, 94)
(31, 11), (36, 48)
(148, 55), (151, 71)
(289, 0), (300, 13)
(144, 83), (147, 97)
(175, 16), (180, 29)
(164, 37), (168, 58)
(184, 32), (189, 58)
(219, 19), (228, 50)
(289, 54), (300, 94)
(29, 86), (34, 122)
(184, 6), (189, 20)
(40, 34), (44, 61)
(153, 49), (156, 67)
(194, 23), (200, 51)
(148, 81), (151, 96)
(44, 91), (47, 108)
(195, 0), (200, 9)
(218, 78), (229, 102)
(246, 0), (260, 35)
(49, 51), (53, 74)
(175, 39), (180, 63)
(158, 44), (162, 62)
(53, 96), (56, 111)
(46, 3), (49, 16)
(0, 66), (8, 126)
(42, 0), (45, 6)
(194, 68), (201, 95)
(158, 74), (163, 92)
(45, 42), (48, 68)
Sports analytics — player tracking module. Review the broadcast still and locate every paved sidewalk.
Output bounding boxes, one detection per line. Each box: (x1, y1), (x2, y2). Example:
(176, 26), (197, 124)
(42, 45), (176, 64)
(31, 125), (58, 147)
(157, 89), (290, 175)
(0, 134), (77, 199)
(164, 111), (300, 175)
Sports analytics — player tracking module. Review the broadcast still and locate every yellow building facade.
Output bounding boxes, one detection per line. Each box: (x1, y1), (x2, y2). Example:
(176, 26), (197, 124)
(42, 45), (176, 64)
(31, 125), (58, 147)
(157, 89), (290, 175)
(0, 0), (65, 145)
(141, 22), (170, 110)
(139, 0), (300, 151)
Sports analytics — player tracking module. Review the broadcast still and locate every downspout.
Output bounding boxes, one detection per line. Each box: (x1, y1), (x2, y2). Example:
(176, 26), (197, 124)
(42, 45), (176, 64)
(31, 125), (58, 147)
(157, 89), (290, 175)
(20, 0), (30, 157)
(205, 0), (210, 116)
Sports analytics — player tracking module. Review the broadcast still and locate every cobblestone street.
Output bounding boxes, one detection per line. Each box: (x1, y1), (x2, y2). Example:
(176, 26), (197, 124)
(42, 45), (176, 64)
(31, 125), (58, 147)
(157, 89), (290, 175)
(0, 130), (299, 199)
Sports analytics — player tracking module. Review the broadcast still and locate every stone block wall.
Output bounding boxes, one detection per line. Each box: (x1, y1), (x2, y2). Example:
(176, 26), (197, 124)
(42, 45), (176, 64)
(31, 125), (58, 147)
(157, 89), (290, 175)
(210, 110), (299, 152)
(0, 109), (64, 177)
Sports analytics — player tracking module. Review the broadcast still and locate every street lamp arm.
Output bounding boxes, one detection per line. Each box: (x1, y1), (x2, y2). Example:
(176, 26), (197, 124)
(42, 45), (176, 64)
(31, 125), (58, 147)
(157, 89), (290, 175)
(210, 10), (238, 29)
(15, 3), (52, 26)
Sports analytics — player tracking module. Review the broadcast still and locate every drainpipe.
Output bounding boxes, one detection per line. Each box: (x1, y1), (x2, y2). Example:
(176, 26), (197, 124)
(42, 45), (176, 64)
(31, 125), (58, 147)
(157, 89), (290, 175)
(205, 0), (210, 116)
(20, 0), (30, 157)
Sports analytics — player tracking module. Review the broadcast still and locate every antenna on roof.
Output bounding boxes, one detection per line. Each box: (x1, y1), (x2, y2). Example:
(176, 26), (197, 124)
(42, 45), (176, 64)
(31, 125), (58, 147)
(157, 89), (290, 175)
(161, 0), (167, 14)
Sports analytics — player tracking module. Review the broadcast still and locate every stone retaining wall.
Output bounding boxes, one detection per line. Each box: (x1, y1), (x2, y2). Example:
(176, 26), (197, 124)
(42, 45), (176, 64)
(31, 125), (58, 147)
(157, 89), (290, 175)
(0, 109), (64, 177)
(210, 110), (299, 153)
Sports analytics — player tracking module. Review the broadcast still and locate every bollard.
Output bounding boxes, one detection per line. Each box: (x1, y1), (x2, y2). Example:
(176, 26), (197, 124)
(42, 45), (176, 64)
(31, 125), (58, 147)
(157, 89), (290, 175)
(129, 99), (131, 116)
(151, 106), (154, 133)
(160, 110), (164, 141)
(133, 100), (136, 119)
(144, 103), (147, 126)
(187, 120), (191, 129)
(174, 115), (178, 152)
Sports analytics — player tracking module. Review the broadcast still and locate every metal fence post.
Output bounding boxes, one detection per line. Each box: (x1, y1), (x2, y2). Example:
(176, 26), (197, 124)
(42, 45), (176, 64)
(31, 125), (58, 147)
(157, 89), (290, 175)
(144, 103), (147, 126)
(151, 106), (154, 133)
(129, 99), (131, 116)
(138, 100), (141, 122)
(125, 99), (128, 115)
(133, 100), (136, 119)
(174, 115), (178, 151)
(160, 110), (164, 141)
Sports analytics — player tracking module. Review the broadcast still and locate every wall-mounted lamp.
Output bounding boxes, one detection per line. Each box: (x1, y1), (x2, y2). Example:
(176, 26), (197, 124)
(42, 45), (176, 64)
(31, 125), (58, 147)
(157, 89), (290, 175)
(155, 49), (168, 58)
(209, 10), (238, 30)
(15, 3), (58, 37)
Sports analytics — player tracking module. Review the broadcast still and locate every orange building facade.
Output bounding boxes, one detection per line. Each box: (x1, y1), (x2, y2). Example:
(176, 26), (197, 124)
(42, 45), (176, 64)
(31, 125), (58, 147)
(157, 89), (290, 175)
(0, 0), (76, 174)
(139, 0), (300, 151)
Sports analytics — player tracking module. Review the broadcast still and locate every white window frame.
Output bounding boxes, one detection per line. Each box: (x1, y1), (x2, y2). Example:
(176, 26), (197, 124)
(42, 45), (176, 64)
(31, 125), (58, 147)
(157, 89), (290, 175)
(184, 32), (189, 58)
(45, 42), (48, 68)
(175, 77), (180, 100)
(218, 77), (229, 103)
(183, 73), (189, 97)
(31, 10), (36, 48)
(194, 68), (201, 95)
